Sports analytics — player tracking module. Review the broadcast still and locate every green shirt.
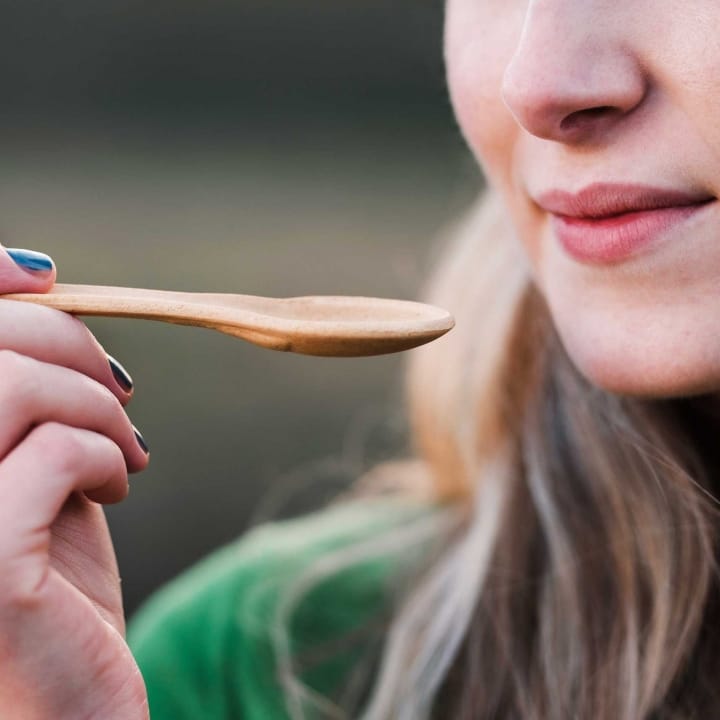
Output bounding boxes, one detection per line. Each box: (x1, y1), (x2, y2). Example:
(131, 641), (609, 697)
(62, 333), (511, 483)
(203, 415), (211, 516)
(127, 498), (434, 719)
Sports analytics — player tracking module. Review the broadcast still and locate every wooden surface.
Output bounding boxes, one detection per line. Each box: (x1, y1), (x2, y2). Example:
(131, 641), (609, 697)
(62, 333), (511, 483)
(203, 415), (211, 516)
(1, 283), (454, 357)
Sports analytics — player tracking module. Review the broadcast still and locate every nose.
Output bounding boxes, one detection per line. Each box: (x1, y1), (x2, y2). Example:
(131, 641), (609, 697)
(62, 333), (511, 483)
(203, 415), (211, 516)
(501, 3), (647, 143)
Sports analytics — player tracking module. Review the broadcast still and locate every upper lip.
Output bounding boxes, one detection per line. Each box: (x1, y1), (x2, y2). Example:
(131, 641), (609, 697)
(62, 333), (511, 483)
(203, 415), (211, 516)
(535, 183), (716, 219)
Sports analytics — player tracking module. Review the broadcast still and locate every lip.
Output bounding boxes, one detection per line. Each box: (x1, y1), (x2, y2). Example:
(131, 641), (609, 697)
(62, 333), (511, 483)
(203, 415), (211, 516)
(536, 183), (716, 264)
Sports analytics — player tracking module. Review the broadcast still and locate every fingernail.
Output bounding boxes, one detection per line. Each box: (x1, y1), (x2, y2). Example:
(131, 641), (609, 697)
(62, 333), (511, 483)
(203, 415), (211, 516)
(133, 425), (149, 455)
(6, 248), (54, 275)
(108, 354), (134, 393)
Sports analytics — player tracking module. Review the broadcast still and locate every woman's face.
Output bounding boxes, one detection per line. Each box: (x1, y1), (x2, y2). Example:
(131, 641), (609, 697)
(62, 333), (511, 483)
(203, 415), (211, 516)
(445, 0), (720, 397)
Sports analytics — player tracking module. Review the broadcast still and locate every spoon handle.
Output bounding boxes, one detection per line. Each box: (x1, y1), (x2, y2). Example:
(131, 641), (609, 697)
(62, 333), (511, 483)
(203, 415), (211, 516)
(1, 283), (220, 339)
(1, 283), (240, 321)
(0, 284), (280, 346)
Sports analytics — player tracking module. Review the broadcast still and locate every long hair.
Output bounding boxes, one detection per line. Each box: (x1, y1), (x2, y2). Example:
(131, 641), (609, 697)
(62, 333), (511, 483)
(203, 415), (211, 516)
(272, 191), (720, 719)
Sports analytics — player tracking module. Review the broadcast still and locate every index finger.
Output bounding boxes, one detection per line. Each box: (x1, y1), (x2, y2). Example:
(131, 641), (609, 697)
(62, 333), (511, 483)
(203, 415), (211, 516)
(0, 300), (134, 405)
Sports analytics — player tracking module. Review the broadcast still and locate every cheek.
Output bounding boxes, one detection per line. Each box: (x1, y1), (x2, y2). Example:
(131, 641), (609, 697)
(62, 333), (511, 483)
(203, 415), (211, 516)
(444, 8), (521, 185)
(445, 6), (545, 272)
(658, 27), (720, 163)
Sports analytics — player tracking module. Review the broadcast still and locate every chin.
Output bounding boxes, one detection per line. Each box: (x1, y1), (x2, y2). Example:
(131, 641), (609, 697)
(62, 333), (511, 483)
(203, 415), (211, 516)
(567, 351), (720, 399)
(551, 312), (720, 400)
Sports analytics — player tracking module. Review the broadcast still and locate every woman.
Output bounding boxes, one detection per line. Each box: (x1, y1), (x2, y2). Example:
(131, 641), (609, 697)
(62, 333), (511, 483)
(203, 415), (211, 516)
(2, 1), (719, 718)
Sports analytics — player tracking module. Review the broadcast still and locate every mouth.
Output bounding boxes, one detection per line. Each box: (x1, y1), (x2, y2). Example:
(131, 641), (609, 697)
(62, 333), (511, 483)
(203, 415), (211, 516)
(535, 183), (717, 264)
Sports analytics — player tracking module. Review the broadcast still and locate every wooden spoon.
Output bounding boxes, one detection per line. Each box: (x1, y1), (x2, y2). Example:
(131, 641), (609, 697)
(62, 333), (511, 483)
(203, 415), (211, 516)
(1, 283), (454, 357)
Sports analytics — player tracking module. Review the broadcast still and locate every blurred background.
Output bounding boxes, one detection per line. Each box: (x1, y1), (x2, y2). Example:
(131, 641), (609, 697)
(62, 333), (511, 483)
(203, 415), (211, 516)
(0, 1), (482, 615)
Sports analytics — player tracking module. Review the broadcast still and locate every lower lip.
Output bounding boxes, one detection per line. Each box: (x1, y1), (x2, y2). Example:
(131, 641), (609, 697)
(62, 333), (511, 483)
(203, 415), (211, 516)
(552, 201), (716, 264)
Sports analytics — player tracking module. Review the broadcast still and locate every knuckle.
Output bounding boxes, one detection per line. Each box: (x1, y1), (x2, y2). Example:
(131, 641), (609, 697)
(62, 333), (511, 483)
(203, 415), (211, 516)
(63, 313), (106, 355)
(28, 422), (84, 475)
(29, 422), (125, 480)
(105, 438), (127, 476)
(0, 558), (49, 613)
(0, 348), (22, 371)
(0, 348), (28, 378)
(40, 304), (86, 336)
(90, 380), (130, 433)
(93, 380), (123, 414)
(0, 350), (38, 409)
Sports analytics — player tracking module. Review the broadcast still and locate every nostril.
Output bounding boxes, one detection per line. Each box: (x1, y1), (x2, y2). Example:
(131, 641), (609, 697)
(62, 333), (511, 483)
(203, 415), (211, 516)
(560, 105), (618, 133)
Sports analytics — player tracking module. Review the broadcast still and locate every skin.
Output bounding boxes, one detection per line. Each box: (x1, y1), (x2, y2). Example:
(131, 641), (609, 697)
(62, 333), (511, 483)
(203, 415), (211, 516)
(444, 0), (720, 397)
(0, 250), (150, 718)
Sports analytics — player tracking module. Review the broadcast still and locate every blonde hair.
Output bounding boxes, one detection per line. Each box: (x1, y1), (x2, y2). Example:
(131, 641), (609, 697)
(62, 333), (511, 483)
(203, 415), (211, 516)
(273, 191), (720, 719)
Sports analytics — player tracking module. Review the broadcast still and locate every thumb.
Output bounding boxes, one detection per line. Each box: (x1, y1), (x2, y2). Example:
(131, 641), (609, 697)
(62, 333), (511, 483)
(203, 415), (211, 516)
(0, 246), (56, 293)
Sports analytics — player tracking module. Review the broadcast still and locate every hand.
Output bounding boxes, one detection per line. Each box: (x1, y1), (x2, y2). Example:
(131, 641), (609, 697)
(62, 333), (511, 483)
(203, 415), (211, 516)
(0, 247), (151, 720)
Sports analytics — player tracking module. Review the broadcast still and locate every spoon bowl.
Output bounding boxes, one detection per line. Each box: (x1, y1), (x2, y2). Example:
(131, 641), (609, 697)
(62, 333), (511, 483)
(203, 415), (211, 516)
(1, 284), (454, 357)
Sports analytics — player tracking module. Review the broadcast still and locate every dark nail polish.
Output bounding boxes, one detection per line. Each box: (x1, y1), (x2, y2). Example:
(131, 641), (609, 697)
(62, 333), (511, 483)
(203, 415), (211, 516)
(6, 248), (54, 274)
(133, 425), (149, 454)
(108, 354), (133, 393)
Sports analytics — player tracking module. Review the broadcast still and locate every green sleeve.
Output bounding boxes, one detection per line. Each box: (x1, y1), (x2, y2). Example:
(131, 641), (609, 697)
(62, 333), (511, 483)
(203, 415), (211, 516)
(126, 499), (432, 720)
(127, 535), (263, 719)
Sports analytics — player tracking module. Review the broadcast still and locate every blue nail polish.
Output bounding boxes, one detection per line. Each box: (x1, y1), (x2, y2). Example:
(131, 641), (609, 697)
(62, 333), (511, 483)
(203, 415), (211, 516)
(6, 248), (54, 274)
(133, 425), (149, 454)
(108, 354), (134, 393)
